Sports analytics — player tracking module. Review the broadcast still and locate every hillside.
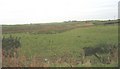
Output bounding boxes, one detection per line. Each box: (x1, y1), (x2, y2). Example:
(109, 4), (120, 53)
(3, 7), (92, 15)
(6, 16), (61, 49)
(2, 20), (118, 67)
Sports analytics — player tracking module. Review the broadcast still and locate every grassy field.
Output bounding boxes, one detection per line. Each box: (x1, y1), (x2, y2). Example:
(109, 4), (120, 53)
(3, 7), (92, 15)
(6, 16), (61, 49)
(2, 20), (118, 67)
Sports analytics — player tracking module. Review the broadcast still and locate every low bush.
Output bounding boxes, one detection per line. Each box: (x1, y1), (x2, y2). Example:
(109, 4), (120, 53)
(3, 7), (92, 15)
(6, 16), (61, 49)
(2, 35), (21, 57)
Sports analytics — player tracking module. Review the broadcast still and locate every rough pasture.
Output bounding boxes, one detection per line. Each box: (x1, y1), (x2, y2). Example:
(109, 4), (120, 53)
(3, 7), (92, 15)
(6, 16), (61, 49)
(2, 21), (118, 67)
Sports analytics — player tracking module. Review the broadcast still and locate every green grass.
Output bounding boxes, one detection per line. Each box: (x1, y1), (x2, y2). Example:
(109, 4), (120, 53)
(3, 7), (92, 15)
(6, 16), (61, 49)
(2, 21), (89, 34)
(3, 24), (118, 67)
(3, 25), (118, 57)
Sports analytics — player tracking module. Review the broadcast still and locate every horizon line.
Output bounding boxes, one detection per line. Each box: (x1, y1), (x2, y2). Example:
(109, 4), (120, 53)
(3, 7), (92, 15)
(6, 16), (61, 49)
(1, 19), (118, 25)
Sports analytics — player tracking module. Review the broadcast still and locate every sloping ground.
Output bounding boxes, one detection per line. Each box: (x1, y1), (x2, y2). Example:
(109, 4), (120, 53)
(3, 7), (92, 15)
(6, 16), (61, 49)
(2, 22), (94, 34)
(3, 25), (118, 67)
(2, 20), (118, 34)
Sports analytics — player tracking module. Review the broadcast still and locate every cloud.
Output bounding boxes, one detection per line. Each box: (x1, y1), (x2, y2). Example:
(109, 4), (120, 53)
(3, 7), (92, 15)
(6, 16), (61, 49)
(0, 0), (119, 25)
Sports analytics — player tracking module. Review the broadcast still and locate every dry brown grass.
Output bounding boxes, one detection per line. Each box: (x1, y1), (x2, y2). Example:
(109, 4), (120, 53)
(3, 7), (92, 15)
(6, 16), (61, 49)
(2, 53), (82, 67)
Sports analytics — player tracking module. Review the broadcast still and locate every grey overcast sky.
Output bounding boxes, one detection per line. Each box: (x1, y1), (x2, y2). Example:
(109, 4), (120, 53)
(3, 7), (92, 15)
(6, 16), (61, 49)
(0, 0), (119, 25)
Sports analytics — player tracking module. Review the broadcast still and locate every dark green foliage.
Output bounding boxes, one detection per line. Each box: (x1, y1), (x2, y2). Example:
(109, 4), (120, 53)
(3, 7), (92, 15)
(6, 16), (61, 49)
(83, 43), (118, 56)
(2, 35), (21, 57)
(83, 43), (118, 64)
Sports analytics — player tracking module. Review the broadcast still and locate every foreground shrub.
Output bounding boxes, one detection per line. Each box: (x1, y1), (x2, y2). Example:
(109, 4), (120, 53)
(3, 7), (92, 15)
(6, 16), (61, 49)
(83, 43), (118, 64)
(2, 35), (21, 57)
